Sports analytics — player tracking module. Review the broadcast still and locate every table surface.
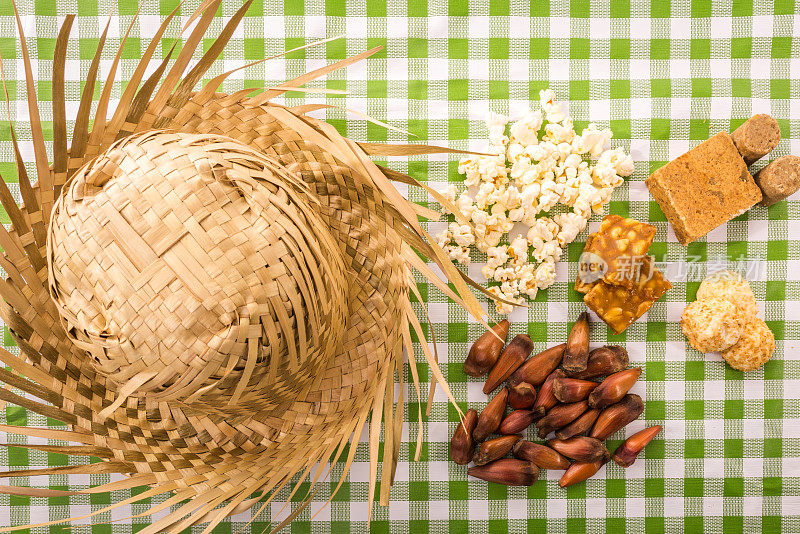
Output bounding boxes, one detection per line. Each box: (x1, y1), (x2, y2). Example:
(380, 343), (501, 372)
(1, 0), (799, 532)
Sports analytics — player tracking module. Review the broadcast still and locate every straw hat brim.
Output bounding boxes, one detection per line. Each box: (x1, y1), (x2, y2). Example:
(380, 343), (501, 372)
(0, 2), (494, 532)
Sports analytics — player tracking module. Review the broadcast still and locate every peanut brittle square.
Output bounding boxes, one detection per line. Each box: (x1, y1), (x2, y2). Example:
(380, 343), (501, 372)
(583, 257), (671, 335)
(576, 215), (657, 292)
(631, 255), (672, 300)
(586, 215), (656, 288)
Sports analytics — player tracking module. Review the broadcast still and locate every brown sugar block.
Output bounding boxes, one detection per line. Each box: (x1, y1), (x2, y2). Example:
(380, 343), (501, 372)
(754, 155), (800, 207)
(646, 132), (762, 246)
(731, 114), (781, 165)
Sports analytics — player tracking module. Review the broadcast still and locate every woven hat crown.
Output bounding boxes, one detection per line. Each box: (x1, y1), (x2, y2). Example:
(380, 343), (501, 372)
(47, 131), (348, 414)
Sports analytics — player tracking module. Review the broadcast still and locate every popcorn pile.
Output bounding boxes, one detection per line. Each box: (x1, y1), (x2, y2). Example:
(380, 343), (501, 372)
(435, 90), (634, 314)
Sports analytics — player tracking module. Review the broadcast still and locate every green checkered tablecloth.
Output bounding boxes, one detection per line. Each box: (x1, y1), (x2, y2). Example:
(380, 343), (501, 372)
(1, 0), (798, 532)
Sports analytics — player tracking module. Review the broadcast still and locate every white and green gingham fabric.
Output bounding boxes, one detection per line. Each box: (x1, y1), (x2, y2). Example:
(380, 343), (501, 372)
(1, 0), (798, 532)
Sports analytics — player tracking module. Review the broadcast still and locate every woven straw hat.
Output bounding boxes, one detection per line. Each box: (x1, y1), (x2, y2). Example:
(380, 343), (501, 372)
(48, 131), (350, 418)
(0, 2), (491, 532)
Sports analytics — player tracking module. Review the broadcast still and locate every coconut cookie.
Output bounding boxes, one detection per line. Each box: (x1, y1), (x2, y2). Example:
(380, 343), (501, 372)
(721, 318), (776, 372)
(681, 297), (744, 353)
(683, 270), (775, 372)
(696, 270), (759, 322)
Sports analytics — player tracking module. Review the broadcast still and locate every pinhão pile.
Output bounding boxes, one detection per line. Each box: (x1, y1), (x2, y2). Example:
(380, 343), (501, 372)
(451, 315), (661, 487)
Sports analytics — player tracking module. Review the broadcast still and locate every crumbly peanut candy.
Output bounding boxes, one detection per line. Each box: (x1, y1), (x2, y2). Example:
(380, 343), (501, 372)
(696, 270), (758, 322)
(574, 274), (598, 294)
(721, 317), (775, 372)
(681, 297), (744, 353)
(583, 215), (656, 289)
(598, 214), (623, 232)
(584, 283), (655, 335)
(731, 114), (781, 165)
(754, 154), (800, 207)
(630, 255), (673, 300)
(583, 258), (671, 335)
(646, 132), (762, 246)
